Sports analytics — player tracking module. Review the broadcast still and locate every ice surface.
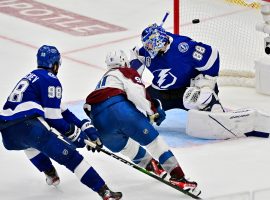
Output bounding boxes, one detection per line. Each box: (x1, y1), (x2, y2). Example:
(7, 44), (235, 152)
(1, 1), (270, 199)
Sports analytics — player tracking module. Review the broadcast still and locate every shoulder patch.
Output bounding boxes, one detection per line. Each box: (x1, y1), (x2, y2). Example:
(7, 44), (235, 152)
(178, 42), (189, 53)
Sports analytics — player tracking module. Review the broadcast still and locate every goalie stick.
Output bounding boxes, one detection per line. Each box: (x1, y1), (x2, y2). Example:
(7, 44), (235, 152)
(84, 140), (202, 199)
(160, 11), (170, 27)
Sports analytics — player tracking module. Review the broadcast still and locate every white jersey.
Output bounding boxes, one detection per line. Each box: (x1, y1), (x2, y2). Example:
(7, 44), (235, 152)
(86, 67), (156, 116)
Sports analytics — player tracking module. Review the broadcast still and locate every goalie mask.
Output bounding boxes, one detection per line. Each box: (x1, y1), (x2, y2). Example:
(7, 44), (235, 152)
(105, 50), (129, 69)
(141, 23), (169, 58)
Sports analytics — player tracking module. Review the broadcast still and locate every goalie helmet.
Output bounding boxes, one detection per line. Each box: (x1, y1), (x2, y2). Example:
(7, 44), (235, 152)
(105, 50), (129, 69)
(141, 23), (169, 58)
(37, 45), (61, 69)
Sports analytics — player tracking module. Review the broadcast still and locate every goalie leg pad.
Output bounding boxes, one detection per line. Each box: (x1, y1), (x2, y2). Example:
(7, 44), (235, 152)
(254, 110), (270, 134)
(186, 109), (258, 139)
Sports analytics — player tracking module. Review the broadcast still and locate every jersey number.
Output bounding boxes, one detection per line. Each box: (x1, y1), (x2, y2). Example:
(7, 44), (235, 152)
(48, 86), (62, 99)
(8, 80), (62, 102)
(96, 76), (108, 89)
(8, 80), (29, 102)
(193, 46), (205, 61)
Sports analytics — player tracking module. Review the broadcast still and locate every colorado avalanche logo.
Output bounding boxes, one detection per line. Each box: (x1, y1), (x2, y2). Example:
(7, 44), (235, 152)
(152, 69), (177, 89)
(178, 42), (189, 53)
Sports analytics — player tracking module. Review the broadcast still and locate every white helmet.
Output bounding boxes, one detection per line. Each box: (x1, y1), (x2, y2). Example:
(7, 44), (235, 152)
(105, 50), (129, 69)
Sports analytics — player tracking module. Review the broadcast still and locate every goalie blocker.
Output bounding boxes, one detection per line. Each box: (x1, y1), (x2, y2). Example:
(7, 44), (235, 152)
(186, 108), (270, 139)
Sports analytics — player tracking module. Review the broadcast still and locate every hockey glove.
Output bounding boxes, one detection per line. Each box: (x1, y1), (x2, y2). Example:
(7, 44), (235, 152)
(81, 119), (103, 152)
(149, 113), (160, 124)
(152, 99), (166, 126)
(83, 103), (91, 117)
(65, 124), (87, 148)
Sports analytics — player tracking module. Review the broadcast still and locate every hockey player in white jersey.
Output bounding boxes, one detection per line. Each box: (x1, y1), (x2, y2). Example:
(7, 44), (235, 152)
(0, 45), (122, 200)
(84, 50), (201, 197)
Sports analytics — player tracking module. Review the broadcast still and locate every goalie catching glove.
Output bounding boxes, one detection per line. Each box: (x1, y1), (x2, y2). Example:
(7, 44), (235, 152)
(183, 74), (224, 112)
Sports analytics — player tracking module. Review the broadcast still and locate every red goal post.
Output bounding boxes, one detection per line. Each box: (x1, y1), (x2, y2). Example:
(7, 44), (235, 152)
(174, 0), (180, 34)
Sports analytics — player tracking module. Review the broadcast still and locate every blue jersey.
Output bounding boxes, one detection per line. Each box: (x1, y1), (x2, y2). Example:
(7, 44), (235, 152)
(130, 32), (220, 90)
(0, 69), (71, 134)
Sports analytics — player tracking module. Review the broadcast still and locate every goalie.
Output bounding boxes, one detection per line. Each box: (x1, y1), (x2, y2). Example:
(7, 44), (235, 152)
(130, 22), (270, 140)
(130, 23), (224, 115)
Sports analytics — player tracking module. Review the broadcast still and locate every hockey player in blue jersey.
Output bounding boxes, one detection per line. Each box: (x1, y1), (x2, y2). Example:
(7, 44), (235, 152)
(0, 45), (122, 200)
(84, 50), (201, 197)
(130, 23), (224, 114)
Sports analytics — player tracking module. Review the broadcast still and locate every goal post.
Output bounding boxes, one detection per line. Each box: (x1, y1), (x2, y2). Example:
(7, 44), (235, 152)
(174, 0), (180, 34)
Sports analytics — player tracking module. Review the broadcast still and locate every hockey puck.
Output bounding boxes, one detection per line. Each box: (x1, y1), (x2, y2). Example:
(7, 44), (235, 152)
(192, 19), (200, 24)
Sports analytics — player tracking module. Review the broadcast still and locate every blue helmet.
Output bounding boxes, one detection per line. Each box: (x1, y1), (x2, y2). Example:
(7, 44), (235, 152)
(141, 23), (169, 58)
(37, 45), (61, 69)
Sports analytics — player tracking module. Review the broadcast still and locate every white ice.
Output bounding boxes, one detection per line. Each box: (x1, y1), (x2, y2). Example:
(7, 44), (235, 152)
(1, 0), (270, 200)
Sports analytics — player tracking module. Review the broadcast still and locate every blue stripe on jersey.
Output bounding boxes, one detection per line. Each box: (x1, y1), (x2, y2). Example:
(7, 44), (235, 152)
(132, 146), (147, 164)
(0, 108), (44, 121)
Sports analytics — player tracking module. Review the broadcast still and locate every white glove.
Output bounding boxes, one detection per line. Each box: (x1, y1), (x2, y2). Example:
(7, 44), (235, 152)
(183, 87), (213, 110)
(183, 86), (224, 112)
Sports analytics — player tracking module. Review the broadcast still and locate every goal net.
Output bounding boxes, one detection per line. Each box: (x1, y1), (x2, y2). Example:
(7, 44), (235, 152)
(177, 0), (266, 87)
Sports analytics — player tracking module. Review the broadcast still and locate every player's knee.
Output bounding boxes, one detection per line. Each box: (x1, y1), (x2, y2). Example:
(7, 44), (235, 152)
(100, 134), (128, 152)
(136, 127), (159, 146)
(57, 149), (84, 172)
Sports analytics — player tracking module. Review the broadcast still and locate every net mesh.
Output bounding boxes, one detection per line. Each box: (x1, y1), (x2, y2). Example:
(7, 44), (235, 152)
(179, 0), (265, 87)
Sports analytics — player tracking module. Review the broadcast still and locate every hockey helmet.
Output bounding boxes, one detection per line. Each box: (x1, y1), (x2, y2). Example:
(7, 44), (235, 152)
(141, 23), (169, 58)
(37, 45), (61, 69)
(105, 50), (129, 69)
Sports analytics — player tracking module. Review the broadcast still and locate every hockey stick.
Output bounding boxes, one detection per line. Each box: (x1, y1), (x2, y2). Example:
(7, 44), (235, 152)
(160, 11), (170, 27)
(84, 140), (201, 199)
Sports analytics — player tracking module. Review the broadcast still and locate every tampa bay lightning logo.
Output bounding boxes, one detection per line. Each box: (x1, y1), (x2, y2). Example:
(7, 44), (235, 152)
(152, 69), (177, 89)
(178, 42), (189, 53)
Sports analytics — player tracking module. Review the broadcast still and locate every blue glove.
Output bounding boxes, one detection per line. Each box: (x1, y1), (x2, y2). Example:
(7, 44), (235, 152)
(152, 99), (166, 126)
(81, 119), (103, 152)
(156, 106), (166, 126)
(65, 124), (87, 148)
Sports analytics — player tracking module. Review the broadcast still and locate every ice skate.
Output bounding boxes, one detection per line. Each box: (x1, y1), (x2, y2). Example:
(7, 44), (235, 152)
(146, 159), (167, 179)
(98, 184), (122, 200)
(44, 166), (60, 186)
(169, 176), (201, 196)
